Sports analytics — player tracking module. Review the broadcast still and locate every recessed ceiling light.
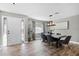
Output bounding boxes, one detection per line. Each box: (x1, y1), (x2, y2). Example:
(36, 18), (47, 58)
(11, 3), (16, 5)
(49, 15), (53, 17)
(13, 3), (16, 4)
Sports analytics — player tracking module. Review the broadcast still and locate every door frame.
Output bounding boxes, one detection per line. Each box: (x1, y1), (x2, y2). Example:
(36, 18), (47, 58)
(21, 19), (25, 43)
(2, 16), (8, 46)
(2, 16), (26, 46)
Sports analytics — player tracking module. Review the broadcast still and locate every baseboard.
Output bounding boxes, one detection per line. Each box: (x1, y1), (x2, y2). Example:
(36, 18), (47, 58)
(70, 41), (79, 45)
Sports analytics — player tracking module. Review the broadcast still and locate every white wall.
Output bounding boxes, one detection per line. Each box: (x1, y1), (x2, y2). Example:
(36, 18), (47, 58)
(0, 15), (2, 45)
(52, 15), (79, 42)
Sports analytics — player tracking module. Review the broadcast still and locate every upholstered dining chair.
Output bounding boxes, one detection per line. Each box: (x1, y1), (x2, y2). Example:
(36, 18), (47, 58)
(41, 33), (47, 42)
(59, 36), (72, 49)
(46, 35), (59, 47)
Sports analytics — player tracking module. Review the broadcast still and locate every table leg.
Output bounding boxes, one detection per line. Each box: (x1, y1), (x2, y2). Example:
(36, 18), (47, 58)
(56, 41), (59, 48)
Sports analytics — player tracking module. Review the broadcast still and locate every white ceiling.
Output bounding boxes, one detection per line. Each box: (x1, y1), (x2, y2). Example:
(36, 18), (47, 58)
(0, 3), (79, 21)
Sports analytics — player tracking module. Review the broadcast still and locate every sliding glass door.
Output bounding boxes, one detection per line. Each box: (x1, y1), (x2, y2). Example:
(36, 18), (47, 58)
(35, 22), (43, 40)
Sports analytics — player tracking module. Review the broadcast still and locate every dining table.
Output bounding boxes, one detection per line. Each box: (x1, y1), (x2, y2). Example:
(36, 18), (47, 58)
(51, 34), (67, 48)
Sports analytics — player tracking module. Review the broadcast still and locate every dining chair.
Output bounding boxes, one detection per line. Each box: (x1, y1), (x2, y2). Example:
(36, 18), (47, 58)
(46, 35), (59, 47)
(59, 36), (72, 49)
(46, 35), (53, 45)
(41, 33), (47, 42)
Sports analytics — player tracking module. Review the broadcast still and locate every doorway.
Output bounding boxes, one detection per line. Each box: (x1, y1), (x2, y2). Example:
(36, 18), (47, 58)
(2, 16), (25, 46)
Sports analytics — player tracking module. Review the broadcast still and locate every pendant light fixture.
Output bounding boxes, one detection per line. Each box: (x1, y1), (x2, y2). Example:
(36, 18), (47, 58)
(47, 12), (59, 26)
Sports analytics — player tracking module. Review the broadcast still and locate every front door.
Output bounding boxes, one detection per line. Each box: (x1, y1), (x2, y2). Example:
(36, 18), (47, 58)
(7, 16), (22, 46)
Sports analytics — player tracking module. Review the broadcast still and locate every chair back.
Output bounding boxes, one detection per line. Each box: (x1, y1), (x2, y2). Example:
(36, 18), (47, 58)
(41, 33), (47, 40)
(46, 35), (53, 41)
(64, 36), (72, 44)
